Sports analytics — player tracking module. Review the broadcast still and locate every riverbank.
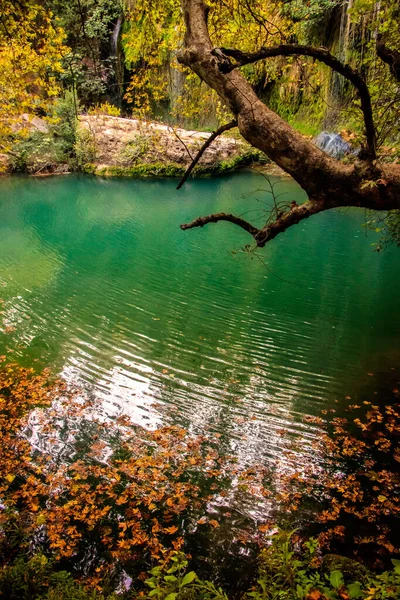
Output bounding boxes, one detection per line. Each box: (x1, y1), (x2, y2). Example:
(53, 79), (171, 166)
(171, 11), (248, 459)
(0, 114), (265, 178)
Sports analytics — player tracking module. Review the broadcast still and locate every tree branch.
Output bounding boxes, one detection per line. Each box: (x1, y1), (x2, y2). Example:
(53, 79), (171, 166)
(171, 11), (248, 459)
(177, 0), (400, 245)
(180, 200), (328, 247)
(212, 44), (376, 160)
(180, 212), (260, 237)
(377, 39), (400, 82)
(254, 200), (326, 247)
(177, 120), (237, 189)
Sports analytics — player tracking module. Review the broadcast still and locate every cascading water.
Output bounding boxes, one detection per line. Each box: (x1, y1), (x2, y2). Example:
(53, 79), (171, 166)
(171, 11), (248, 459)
(111, 16), (123, 58)
(314, 132), (351, 158)
(330, 0), (354, 105)
(110, 15), (124, 104)
(339, 0), (354, 63)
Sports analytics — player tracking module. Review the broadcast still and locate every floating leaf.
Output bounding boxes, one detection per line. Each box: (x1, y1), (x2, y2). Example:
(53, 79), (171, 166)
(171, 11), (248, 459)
(209, 520), (220, 528)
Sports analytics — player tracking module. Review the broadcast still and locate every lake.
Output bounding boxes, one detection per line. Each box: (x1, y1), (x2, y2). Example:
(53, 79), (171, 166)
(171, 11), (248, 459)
(1, 171), (400, 469)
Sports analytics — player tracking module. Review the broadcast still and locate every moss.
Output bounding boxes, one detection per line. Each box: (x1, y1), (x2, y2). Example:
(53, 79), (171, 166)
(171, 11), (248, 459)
(82, 150), (266, 179)
(93, 162), (186, 178)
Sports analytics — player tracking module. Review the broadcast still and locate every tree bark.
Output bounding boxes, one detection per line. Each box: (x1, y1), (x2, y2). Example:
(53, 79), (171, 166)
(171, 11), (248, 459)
(178, 0), (400, 246)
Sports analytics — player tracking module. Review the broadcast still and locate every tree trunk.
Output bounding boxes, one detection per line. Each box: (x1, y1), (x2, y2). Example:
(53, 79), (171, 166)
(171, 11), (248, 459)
(178, 0), (400, 246)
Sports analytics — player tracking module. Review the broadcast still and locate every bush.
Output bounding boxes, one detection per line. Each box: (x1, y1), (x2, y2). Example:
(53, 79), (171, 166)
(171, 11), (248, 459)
(88, 103), (121, 117)
(7, 90), (80, 172)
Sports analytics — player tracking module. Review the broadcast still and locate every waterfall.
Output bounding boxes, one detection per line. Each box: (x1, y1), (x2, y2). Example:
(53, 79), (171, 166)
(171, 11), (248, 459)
(314, 132), (352, 158)
(111, 16), (123, 58)
(169, 64), (185, 113)
(338, 0), (354, 64)
(110, 16), (124, 105)
(327, 0), (354, 122)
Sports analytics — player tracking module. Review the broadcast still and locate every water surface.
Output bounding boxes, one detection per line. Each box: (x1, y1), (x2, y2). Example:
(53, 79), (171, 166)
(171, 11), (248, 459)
(0, 171), (399, 466)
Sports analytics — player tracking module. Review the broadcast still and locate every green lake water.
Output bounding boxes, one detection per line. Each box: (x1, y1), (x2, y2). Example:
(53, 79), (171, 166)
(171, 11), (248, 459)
(1, 171), (400, 467)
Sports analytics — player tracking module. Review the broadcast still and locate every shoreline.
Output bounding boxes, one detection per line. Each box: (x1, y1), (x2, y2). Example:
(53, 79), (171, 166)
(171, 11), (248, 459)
(0, 114), (268, 179)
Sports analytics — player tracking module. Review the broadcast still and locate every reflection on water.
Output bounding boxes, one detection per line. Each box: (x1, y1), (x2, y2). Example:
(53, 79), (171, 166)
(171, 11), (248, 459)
(0, 172), (400, 471)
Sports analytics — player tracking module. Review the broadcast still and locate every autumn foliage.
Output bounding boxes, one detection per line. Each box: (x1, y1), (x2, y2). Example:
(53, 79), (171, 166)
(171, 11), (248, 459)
(0, 360), (231, 589)
(276, 394), (400, 567)
(2, 358), (400, 597)
(0, 1), (66, 147)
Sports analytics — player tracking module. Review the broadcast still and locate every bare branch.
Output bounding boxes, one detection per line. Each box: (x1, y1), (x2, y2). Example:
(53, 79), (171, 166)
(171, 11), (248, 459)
(180, 199), (327, 247)
(180, 212), (260, 236)
(254, 200), (326, 247)
(377, 39), (400, 82)
(177, 120), (237, 189)
(168, 126), (194, 161)
(212, 44), (376, 160)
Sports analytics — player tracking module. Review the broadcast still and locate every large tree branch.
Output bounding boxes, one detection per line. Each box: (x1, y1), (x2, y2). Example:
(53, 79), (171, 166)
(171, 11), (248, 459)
(179, 0), (356, 198)
(212, 44), (376, 160)
(377, 39), (400, 82)
(179, 200), (326, 246)
(180, 200), (329, 247)
(177, 120), (237, 189)
(178, 0), (400, 247)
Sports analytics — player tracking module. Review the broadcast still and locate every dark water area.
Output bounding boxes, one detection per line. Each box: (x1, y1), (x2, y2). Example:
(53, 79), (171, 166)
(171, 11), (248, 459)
(0, 171), (400, 464)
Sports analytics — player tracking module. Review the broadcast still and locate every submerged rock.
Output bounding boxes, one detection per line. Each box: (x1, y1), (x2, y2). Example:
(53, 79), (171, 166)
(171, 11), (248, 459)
(314, 132), (351, 159)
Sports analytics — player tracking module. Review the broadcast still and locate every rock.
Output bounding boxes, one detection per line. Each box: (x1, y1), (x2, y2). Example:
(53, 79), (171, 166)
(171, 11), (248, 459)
(0, 153), (10, 173)
(30, 116), (49, 133)
(53, 163), (70, 174)
(78, 115), (249, 169)
(322, 554), (370, 584)
(11, 114), (49, 134)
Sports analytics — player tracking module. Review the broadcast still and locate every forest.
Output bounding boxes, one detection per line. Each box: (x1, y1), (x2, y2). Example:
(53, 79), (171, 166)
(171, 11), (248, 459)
(0, 0), (400, 599)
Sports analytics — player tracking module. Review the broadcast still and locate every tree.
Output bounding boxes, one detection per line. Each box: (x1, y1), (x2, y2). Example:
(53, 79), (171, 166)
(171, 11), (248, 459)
(45, 0), (123, 106)
(178, 0), (400, 248)
(0, 1), (67, 149)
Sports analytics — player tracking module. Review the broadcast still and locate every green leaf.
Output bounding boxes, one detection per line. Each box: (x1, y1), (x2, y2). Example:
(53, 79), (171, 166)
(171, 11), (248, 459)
(391, 558), (400, 574)
(167, 566), (179, 574)
(256, 579), (266, 593)
(348, 582), (363, 598)
(148, 590), (160, 597)
(165, 594), (178, 600)
(164, 575), (178, 582)
(181, 571), (197, 586)
(330, 570), (344, 589)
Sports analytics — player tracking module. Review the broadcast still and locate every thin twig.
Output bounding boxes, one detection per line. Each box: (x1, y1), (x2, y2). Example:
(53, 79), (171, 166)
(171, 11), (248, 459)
(177, 120), (237, 189)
